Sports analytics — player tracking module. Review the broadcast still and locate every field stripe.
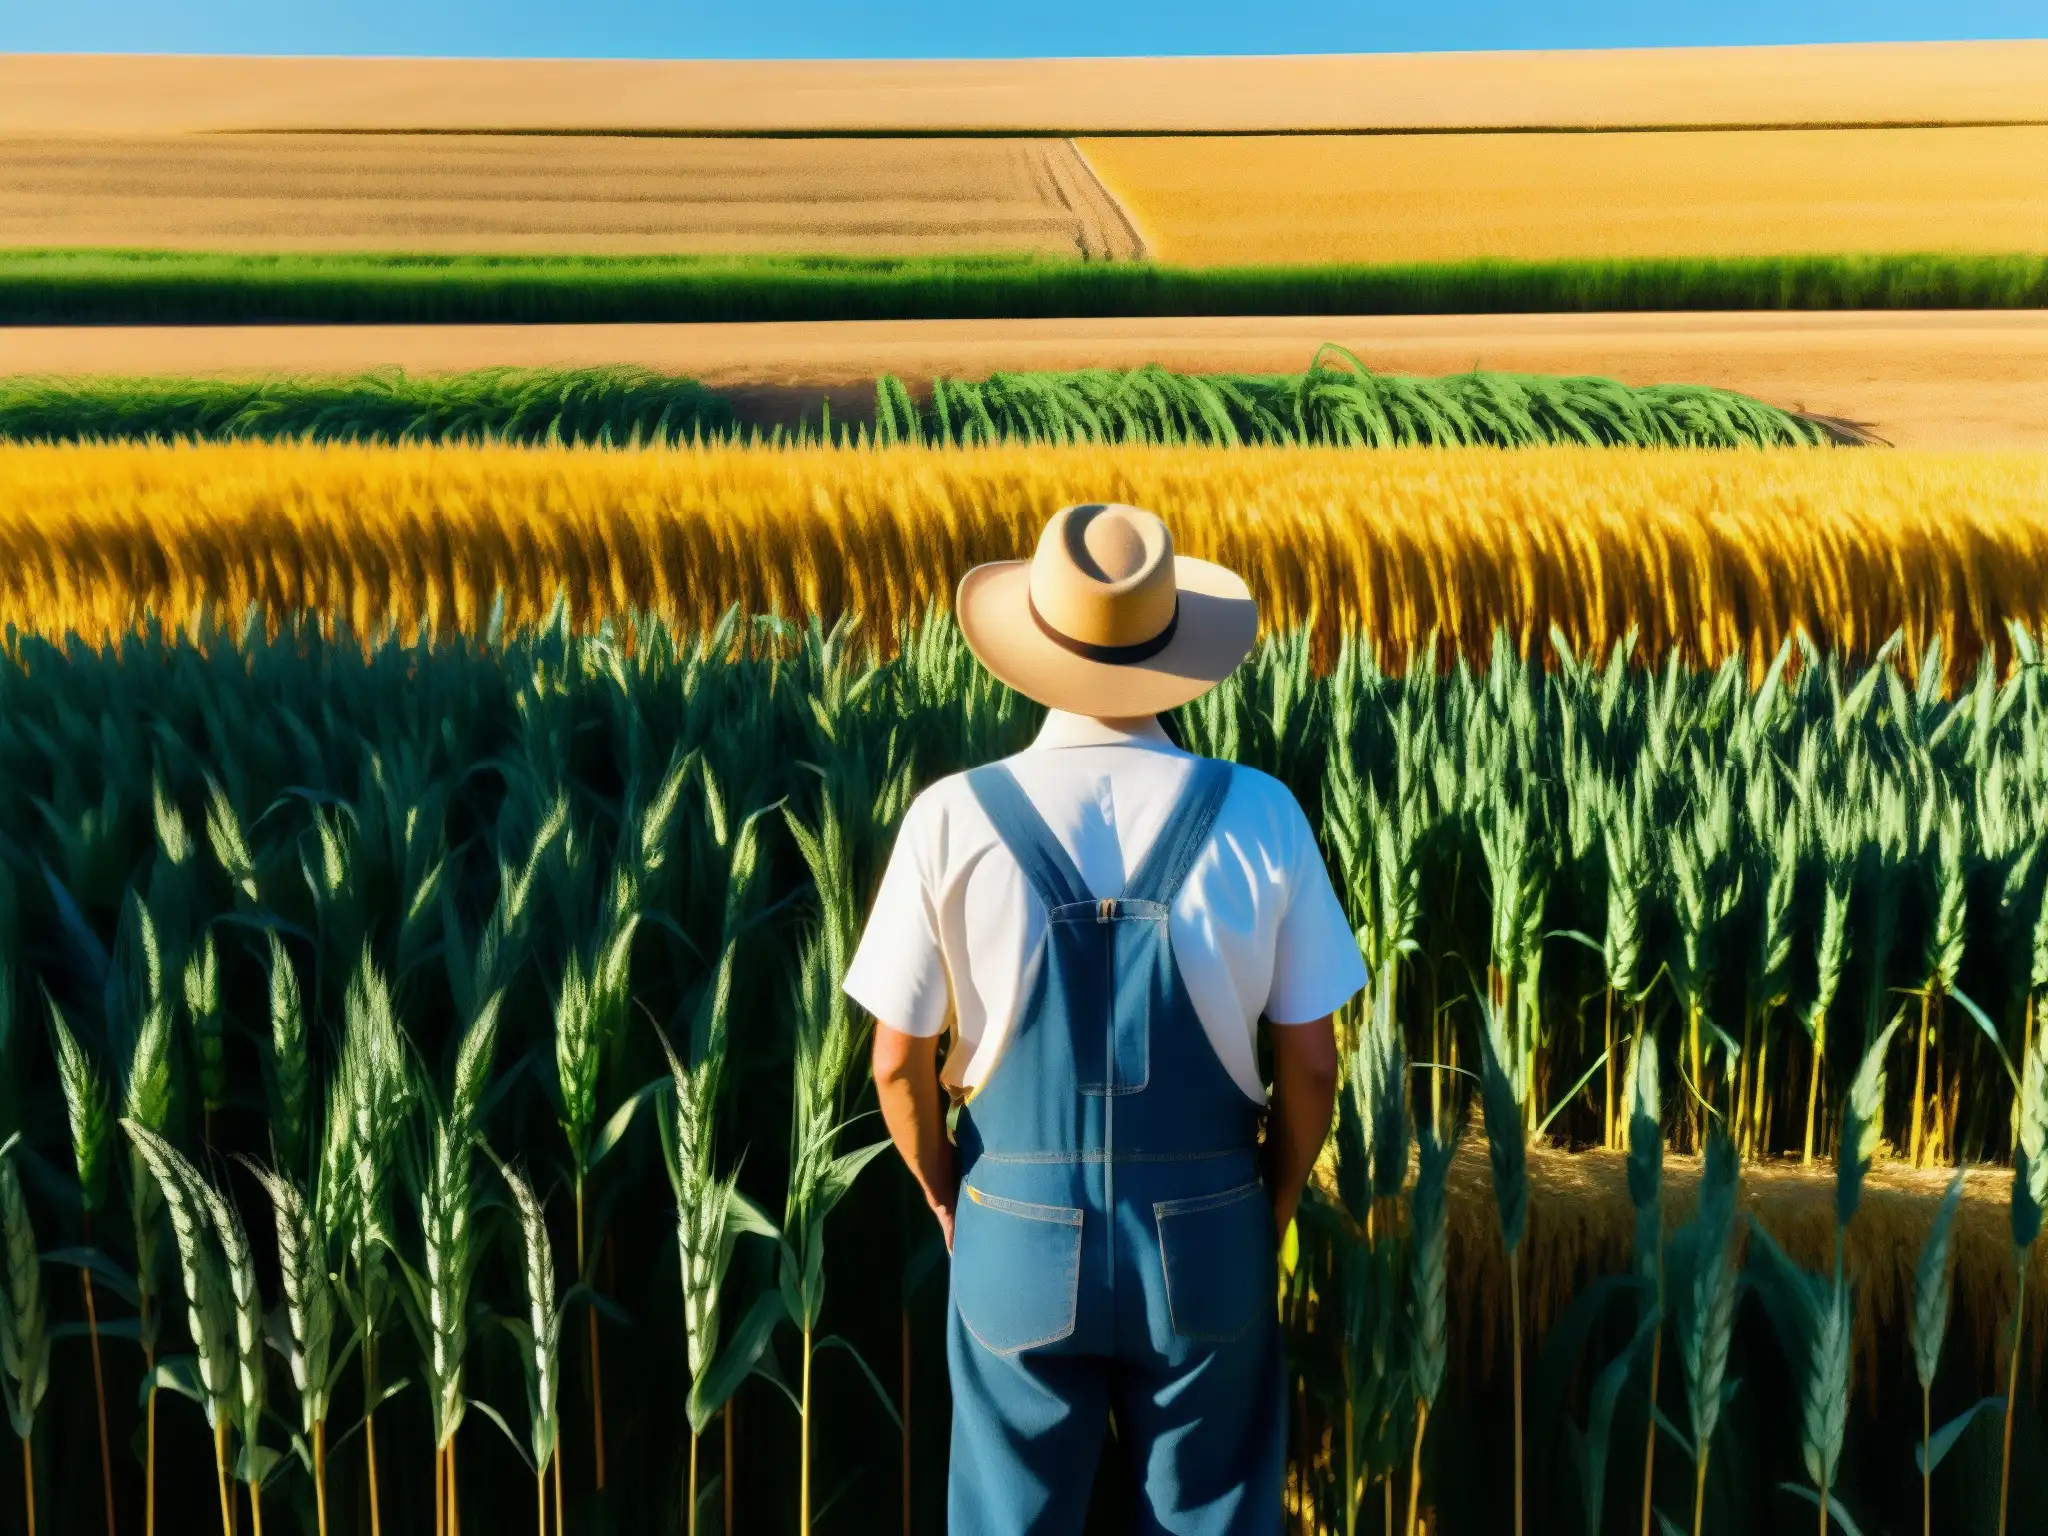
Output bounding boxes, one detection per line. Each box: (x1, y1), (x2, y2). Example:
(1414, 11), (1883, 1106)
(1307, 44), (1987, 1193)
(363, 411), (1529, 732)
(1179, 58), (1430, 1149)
(11, 44), (2045, 135)
(1077, 126), (2048, 268)
(3, 312), (2040, 449)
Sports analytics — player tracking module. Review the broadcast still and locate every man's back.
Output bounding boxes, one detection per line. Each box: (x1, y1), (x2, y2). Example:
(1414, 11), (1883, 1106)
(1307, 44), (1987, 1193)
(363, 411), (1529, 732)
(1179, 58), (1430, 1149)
(844, 709), (1361, 1104)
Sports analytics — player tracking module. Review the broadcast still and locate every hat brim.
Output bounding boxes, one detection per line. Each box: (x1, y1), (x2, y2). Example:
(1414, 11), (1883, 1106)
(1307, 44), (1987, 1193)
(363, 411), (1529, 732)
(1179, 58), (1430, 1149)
(955, 556), (1258, 716)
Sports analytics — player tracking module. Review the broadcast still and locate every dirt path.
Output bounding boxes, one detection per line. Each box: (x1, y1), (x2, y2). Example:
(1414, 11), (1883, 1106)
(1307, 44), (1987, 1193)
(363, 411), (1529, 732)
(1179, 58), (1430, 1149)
(1, 133), (1142, 258)
(7, 310), (2045, 448)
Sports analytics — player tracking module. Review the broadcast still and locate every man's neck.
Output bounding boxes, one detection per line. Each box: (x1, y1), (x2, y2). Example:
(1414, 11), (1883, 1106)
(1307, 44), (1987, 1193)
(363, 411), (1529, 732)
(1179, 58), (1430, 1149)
(1029, 710), (1177, 751)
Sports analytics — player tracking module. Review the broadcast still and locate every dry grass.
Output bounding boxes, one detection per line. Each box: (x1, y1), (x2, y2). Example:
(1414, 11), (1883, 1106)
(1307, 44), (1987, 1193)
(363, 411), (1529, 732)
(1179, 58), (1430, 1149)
(4, 441), (2048, 678)
(0, 134), (1141, 259)
(1079, 126), (2048, 266)
(7, 44), (2044, 134)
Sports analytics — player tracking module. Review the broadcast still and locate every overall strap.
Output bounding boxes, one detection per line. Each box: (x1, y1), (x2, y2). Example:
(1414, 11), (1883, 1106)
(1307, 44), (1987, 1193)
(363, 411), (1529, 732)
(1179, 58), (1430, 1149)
(1121, 757), (1234, 906)
(965, 764), (1093, 913)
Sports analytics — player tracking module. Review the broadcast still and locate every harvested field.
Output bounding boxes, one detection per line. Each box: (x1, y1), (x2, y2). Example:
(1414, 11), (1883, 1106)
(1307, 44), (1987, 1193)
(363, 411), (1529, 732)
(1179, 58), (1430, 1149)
(1079, 125), (2048, 267)
(0, 133), (1143, 258)
(7, 42), (2045, 134)
(1433, 1142), (2048, 1390)
(8, 310), (2042, 449)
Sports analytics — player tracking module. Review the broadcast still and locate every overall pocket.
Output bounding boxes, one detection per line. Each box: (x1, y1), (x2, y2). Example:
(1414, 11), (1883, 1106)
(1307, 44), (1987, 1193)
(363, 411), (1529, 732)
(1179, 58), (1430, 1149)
(952, 1186), (1084, 1355)
(1154, 1181), (1272, 1343)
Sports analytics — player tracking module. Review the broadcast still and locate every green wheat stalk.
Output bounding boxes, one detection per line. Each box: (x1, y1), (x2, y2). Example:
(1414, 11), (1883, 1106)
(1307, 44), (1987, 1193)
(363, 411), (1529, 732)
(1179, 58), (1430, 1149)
(1675, 1129), (1740, 1535)
(1911, 1167), (1966, 1536)
(1627, 1032), (1665, 1536)
(122, 1122), (240, 1536)
(0, 1138), (48, 1536)
(266, 933), (309, 1176)
(1476, 1000), (1528, 1536)
(1404, 1128), (1453, 1536)
(480, 1158), (566, 1536)
(182, 930), (225, 1137)
(47, 995), (120, 1536)
(241, 1159), (339, 1536)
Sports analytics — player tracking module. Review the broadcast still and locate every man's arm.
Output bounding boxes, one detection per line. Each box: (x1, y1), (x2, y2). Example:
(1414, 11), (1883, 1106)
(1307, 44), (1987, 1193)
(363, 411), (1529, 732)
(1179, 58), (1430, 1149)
(872, 1023), (959, 1250)
(1265, 1014), (1339, 1241)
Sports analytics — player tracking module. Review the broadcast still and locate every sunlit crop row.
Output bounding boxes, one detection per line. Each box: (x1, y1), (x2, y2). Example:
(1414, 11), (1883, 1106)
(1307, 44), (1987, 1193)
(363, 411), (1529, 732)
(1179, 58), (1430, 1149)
(5, 441), (2046, 681)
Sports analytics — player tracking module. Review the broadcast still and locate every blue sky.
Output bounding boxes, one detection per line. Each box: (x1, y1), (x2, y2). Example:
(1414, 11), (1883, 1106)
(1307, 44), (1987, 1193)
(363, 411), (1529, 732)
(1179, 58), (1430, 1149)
(2, 0), (2038, 58)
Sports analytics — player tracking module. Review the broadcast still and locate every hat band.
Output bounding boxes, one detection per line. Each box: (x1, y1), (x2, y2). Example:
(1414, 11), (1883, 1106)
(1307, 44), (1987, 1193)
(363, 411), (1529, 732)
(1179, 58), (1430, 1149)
(1028, 593), (1179, 664)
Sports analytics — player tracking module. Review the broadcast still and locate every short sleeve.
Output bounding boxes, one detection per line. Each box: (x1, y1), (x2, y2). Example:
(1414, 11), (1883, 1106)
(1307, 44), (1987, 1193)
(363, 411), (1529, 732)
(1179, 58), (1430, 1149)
(1264, 797), (1368, 1025)
(843, 795), (951, 1037)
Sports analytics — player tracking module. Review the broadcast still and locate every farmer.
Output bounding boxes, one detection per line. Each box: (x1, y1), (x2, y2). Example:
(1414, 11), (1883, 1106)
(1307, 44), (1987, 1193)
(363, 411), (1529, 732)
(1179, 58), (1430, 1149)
(847, 502), (1363, 1535)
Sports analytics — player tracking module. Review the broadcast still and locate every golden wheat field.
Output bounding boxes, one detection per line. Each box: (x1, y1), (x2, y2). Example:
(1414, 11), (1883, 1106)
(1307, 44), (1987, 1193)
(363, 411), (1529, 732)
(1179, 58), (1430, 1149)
(6, 441), (2047, 674)
(1078, 126), (2048, 266)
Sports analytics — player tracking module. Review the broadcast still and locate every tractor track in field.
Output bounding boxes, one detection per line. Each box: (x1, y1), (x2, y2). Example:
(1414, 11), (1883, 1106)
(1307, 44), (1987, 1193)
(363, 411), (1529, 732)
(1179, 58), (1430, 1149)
(5, 310), (2045, 450)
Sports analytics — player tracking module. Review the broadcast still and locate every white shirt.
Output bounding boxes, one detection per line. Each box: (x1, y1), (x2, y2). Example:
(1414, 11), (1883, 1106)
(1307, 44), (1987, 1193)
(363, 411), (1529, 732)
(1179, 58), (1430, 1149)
(842, 709), (1368, 1104)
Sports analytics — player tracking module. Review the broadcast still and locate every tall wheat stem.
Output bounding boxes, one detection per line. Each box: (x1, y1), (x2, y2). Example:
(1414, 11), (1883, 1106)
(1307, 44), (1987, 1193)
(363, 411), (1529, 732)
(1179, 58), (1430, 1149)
(248, 1481), (264, 1536)
(1687, 1001), (1704, 1153)
(1998, 1262), (2027, 1536)
(364, 1338), (383, 1536)
(535, 1469), (547, 1536)
(144, 1334), (157, 1536)
(313, 1422), (328, 1536)
(1604, 990), (1618, 1149)
(1510, 1247), (1524, 1536)
(448, 1440), (459, 1536)
(688, 1429), (699, 1536)
(81, 1259), (116, 1536)
(1753, 1028), (1773, 1159)
(1430, 1012), (1444, 1136)
(212, 1421), (233, 1536)
(436, 1442), (445, 1536)
(1737, 1010), (1756, 1157)
(1804, 1019), (1827, 1165)
(20, 1434), (33, 1536)
(801, 1323), (814, 1534)
(576, 1177), (607, 1492)
(1693, 1441), (1710, 1534)
(553, 1445), (564, 1536)
(1405, 1402), (1429, 1536)
(1912, 993), (1931, 1167)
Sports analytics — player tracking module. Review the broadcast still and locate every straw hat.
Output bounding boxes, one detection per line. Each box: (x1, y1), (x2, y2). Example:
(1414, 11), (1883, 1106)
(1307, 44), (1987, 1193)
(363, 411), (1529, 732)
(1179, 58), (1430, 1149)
(955, 503), (1258, 716)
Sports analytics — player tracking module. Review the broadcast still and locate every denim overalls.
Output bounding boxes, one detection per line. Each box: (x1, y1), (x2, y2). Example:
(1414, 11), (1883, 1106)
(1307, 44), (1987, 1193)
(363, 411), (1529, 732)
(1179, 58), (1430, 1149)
(948, 756), (1283, 1536)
